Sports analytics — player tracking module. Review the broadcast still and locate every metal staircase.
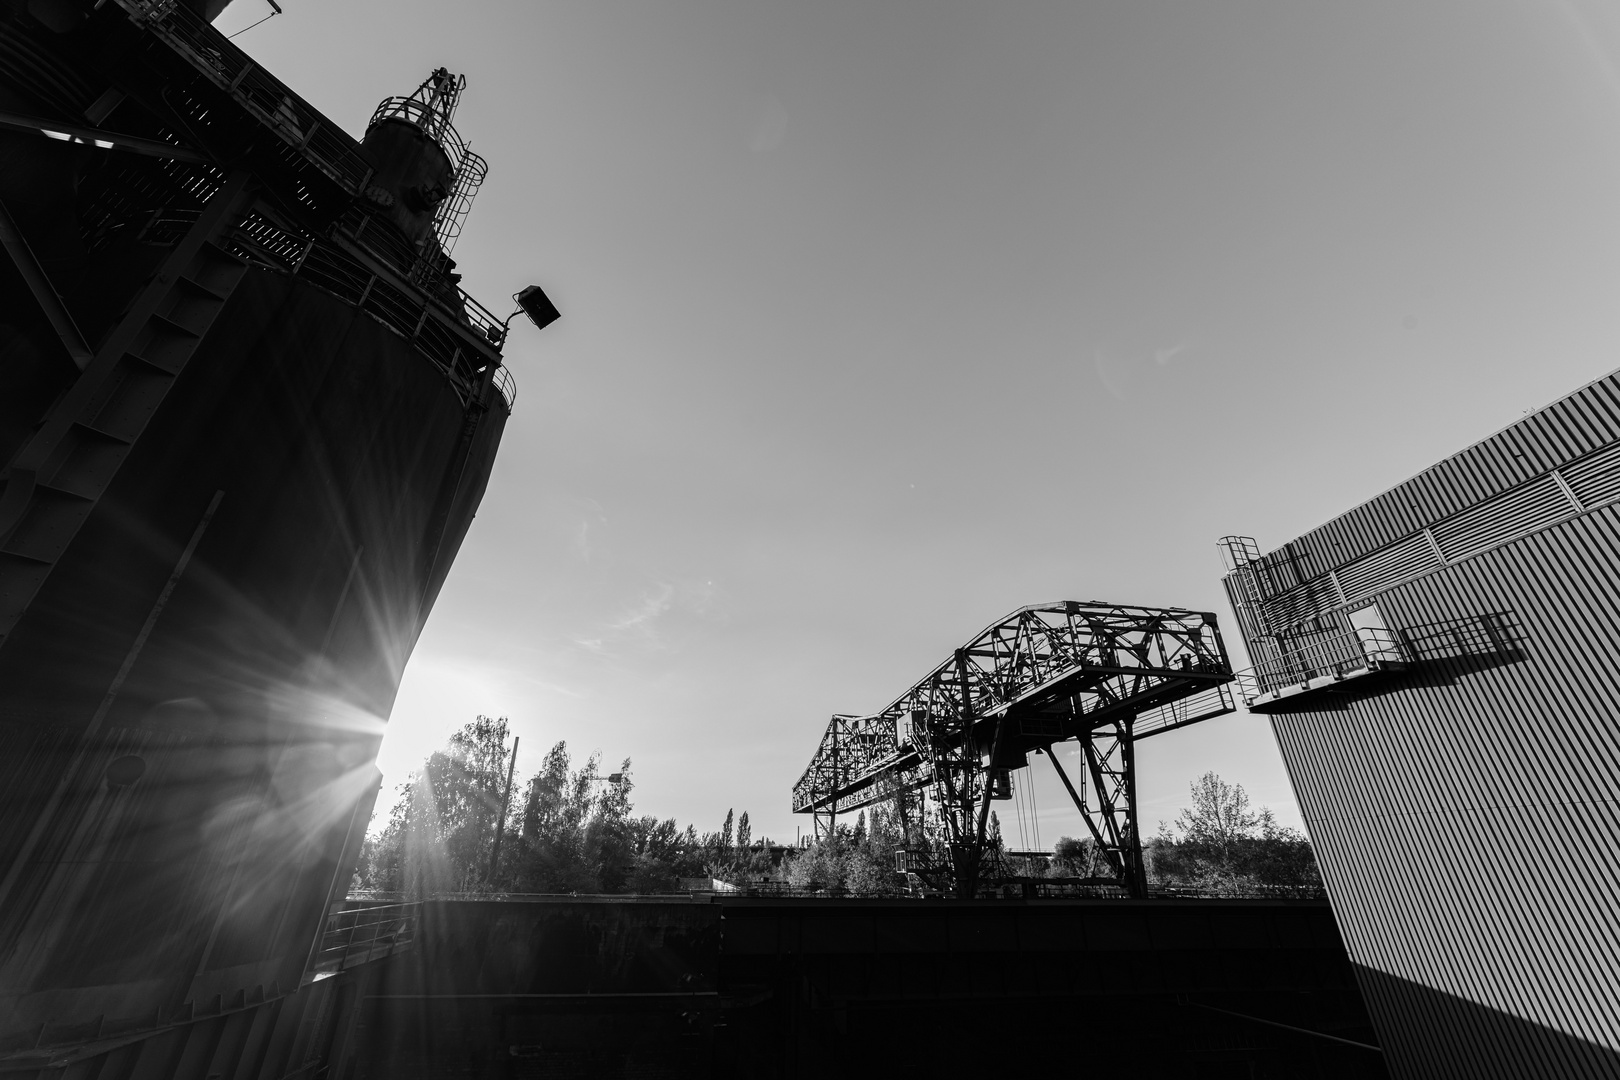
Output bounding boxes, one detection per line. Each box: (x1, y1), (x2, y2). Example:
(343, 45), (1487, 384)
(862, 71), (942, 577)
(0, 176), (253, 649)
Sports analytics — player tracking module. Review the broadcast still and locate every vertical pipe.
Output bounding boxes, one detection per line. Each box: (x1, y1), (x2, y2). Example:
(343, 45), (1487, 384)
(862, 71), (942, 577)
(486, 737), (519, 884)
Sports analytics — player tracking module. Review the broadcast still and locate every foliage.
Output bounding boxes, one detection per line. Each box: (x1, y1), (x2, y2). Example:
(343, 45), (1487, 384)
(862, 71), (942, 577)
(354, 716), (513, 896)
(352, 728), (1324, 902)
(1148, 771), (1324, 896)
(355, 719), (767, 897)
(1050, 835), (1109, 878)
(507, 739), (636, 892)
(778, 806), (908, 896)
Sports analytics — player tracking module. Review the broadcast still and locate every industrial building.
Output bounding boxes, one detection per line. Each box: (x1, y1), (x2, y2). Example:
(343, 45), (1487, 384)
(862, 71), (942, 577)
(18, 1), (1598, 1077)
(0, 0), (552, 1071)
(1220, 371), (1620, 1078)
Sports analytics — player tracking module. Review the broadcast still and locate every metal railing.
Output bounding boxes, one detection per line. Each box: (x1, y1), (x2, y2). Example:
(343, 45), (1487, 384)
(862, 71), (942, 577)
(369, 97), (474, 177)
(112, 0), (376, 197)
(1135, 684), (1237, 739)
(225, 213), (515, 414)
(492, 366), (517, 410)
(366, 97), (489, 259)
(1236, 628), (1405, 702)
(308, 903), (417, 976)
(109, 0), (510, 336)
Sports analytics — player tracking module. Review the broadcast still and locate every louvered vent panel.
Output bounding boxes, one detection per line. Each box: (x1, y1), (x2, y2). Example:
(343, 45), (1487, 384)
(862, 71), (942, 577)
(1259, 575), (1342, 630)
(1336, 533), (1440, 604)
(1429, 476), (1572, 562)
(1561, 442), (1620, 507)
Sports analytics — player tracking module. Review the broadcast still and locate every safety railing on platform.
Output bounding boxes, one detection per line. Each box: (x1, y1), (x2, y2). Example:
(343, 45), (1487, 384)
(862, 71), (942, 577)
(224, 213), (515, 414)
(368, 96), (489, 258)
(1235, 628), (1405, 705)
(493, 366), (517, 410)
(1135, 683), (1236, 739)
(111, 0), (375, 197)
(308, 903), (418, 976)
(108, 0), (510, 347)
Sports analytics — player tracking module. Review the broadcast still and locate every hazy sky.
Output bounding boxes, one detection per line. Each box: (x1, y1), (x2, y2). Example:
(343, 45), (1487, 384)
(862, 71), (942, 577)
(222, 0), (1620, 846)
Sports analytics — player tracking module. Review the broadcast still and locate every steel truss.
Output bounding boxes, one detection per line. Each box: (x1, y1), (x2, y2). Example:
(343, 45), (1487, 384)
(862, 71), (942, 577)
(791, 601), (1235, 897)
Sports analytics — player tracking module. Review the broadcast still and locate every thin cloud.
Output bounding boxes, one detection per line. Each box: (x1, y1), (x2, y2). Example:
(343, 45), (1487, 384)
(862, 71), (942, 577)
(1094, 349), (1128, 401)
(610, 583), (677, 633)
(1154, 342), (1188, 365)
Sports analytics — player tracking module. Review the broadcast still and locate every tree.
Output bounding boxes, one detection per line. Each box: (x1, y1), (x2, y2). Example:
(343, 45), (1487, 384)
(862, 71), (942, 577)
(1173, 771), (1270, 866)
(775, 803), (906, 897)
(355, 716), (516, 897)
(1052, 836), (1104, 878)
(1151, 771), (1323, 897)
(736, 811), (751, 851)
(720, 808), (734, 849)
(509, 742), (638, 893)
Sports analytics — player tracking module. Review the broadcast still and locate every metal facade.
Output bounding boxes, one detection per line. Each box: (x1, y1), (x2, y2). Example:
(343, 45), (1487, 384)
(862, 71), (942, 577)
(1222, 370), (1620, 1078)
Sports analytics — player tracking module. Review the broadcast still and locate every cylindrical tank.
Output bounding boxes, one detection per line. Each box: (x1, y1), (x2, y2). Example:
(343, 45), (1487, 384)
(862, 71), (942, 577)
(359, 117), (455, 246)
(0, 13), (515, 1068)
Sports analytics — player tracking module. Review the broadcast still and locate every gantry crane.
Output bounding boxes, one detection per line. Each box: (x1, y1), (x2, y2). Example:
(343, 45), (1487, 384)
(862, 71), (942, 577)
(791, 601), (1236, 898)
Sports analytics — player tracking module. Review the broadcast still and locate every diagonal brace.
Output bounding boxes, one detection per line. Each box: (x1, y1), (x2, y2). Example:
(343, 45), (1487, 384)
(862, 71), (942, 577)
(0, 195), (92, 370)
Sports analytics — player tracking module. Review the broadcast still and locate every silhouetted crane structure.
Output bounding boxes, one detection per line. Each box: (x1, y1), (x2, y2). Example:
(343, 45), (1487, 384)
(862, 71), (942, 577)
(792, 602), (1236, 898)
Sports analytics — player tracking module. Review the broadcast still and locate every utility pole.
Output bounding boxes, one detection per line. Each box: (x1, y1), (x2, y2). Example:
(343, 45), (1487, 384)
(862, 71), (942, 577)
(487, 737), (519, 885)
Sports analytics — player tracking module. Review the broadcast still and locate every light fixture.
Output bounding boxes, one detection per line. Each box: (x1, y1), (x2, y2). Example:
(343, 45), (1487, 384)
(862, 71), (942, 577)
(514, 284), (560, 330)
(489, 283), (560, 344)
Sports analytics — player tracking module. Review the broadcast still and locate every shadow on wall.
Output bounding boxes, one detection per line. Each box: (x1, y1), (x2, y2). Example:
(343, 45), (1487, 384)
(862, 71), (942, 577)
(1396, 611), (1526, 685)
(1356, 966), (1620, 1080)
(1264, 612), (1526, 714)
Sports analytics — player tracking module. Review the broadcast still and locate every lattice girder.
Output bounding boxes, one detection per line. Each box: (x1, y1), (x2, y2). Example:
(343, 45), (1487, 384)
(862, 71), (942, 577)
(790, 600), (1235, 896)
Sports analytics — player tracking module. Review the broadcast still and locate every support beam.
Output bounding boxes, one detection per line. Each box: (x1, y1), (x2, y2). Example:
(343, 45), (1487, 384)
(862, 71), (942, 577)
(0, 109), (211, 164)
(956, 717), (1009, 898)
(0, 195), (92, 370)
(1082, 717), (1148, 898)
(1045, 747), (1112, 865)
(790, 602), (1235, 898)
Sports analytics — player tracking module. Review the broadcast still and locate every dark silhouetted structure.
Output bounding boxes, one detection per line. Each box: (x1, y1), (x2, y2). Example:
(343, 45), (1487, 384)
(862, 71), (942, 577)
(0, 1), (543, 1072)
(1219, 370), (1620, 1078)
(344, 896), (1386, 1079)
(792, 601), (1236, 897)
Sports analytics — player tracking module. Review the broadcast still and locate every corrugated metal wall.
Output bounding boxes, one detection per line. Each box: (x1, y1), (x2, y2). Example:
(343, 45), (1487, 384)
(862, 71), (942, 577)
(1226, 370), (1620, 1079)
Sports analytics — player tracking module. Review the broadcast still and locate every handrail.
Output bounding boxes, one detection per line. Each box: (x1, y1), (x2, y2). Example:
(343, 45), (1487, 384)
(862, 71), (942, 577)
(369, 97), (473, 172)
(110, 0), (375, 197)
(1236, 628), (1404, 701)
(492, 366), (517, 411)
(108, 0), (500, 285)
(309, 902), (418, 975)
(225, 213), (512, 413)
(367, 98), (490, 257)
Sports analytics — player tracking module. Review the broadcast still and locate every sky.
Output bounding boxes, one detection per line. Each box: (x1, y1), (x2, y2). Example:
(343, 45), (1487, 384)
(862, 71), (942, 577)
(219, 0), (1620, 847)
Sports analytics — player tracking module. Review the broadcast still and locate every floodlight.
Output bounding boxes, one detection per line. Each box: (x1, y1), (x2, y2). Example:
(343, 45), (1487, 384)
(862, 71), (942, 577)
(514, 284), (560, 331)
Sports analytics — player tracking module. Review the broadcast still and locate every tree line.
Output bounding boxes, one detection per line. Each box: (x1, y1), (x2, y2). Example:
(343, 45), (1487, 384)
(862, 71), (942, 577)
(353, 717), (1322, 898)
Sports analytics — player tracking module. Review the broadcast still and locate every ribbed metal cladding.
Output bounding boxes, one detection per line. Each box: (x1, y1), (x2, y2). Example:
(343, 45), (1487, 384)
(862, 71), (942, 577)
(1230, 369), (1620, 1079)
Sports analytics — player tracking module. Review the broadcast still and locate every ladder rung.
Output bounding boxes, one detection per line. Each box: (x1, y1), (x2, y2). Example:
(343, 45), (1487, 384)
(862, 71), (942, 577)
(147, 312), (203, 338)
(176, 275), (228, 303)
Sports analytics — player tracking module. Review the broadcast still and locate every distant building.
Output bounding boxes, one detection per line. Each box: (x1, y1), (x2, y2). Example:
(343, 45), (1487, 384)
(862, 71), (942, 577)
(1219, 371), (1620, 1078)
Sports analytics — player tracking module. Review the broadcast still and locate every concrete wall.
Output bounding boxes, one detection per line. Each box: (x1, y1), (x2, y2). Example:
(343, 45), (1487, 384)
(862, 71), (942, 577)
(343, 897), (1384, 1080)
